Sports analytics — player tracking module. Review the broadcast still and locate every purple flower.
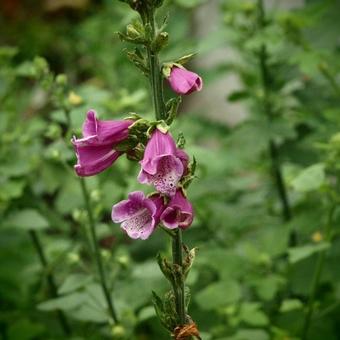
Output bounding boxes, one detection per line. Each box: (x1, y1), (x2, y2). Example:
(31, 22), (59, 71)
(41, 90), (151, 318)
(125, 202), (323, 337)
(72, 110), (133, 176)
(138, 129), (185, 196)
(168, 66), (203, 95)
(161, 189), (194, 229)
(112, 191), (164, 240)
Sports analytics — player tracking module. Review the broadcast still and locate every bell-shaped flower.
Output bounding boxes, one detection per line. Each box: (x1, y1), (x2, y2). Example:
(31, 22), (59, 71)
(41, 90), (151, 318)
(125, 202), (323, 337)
(138, 128), (185, 196)
(160, 189), (194, 229)
(72, 110), (133, 176)
(167, 66), (203, 95)
(112, 191), (164, 240)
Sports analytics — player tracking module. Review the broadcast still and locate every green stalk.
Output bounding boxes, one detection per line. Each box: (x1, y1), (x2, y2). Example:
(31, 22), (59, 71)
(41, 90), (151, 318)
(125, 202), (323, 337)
(172, 229), (186, 325)
(79, 178), (118, 324)
(257, 0), (295, 244)
(29, 230), (71, 336)
(143, 9), (166, 121)
(142, 5), (186, 326)
(302, 204), (335, 339)
(62, 95), (118, 325)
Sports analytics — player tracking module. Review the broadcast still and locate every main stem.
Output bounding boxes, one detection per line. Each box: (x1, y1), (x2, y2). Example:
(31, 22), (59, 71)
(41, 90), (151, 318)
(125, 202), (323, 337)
(172, 229), (186, 325)
(302, 204), (335, 339)
(29, 230), (71, 336)
(79, 178), (118, 324)
(257, 0), (295, 245)
(142, 6), (186, 326)
(143, 9), (165, 121)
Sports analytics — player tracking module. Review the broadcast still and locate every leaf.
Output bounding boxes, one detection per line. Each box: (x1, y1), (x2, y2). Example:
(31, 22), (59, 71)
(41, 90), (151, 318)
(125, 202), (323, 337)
(7, 319), (44, 340)
(239, 303), (269, 326)
(280, 299), (303, 313)
(288, 242), (330, 264)
(195, 280), (241, 310)
(227, 90), (250, 102)
(228, 329), (269, 340)
(37, 292), (85, 311)
(5, 209), (49, 231)
(291, 163), (325, 192)
(58, 274), (93, 295)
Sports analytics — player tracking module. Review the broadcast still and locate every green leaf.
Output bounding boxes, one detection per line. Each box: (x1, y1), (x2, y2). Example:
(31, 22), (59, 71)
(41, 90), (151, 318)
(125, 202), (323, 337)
(228, 329), (269, 340)
(5, 209), (49, 231)
(227, 90), (250, 102)
(7, 319), (44, 340)
(280, 299), (303, 313)
(291, 163), (325, 192)
(38, 292), (85, 311)
(288, 242), (330, 264)
(239, 303), (269, 327)
(195, 280), (241, 310)
(58, 274), (93, 295)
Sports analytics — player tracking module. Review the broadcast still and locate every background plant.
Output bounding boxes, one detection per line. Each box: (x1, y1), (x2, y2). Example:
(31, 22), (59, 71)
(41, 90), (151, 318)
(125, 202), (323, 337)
(1, 0), (340, 339)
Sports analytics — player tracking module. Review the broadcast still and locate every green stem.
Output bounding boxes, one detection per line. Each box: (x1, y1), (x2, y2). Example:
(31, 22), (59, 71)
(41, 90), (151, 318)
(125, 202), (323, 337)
(302, 204), (336, 339)
(143, 9), (166, 120)
(29, 230), (71, 336)
(172, 229), (186, 325)
(79, 178), (118, 324)
(257, 0), (295, 244)
(62, 100), (118, 325)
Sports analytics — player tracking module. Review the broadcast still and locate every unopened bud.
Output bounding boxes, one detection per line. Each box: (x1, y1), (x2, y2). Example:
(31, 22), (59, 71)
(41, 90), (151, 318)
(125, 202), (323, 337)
(111, 325), (126, 338)
(68, 91), (83, 106)
(56, 74), (68, 86)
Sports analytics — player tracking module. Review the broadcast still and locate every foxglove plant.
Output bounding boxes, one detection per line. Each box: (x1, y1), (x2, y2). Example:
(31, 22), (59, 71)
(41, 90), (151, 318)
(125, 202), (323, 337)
(72, 0), (202, 337)
(115, 0), (201, 335)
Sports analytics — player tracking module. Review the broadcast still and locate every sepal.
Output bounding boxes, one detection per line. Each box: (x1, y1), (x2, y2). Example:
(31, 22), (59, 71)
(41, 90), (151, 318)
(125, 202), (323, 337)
(180, 156), (197, 189)
(152, 31), (169, 52)
(165, 97), (181, 125)
(126, 48), (149, 75)
(183, 246), (197, 279)
(176, 132), (186, 149)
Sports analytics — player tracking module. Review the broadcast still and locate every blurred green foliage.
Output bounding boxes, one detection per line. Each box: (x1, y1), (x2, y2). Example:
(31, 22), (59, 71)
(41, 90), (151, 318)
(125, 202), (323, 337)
(1, 0), (340, 339)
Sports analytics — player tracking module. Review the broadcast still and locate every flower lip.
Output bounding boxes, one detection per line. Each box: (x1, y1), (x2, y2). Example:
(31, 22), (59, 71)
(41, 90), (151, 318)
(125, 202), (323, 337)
(111, 191), (164, 240)
(160, 188), (194, 229)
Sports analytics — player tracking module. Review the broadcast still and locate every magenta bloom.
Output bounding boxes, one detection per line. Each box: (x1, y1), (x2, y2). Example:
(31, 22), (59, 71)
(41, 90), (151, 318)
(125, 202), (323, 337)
(161, 189), (194, 230)
(138, 129), (185, 196)
(168, 66), (203, 95)
(112, 191), (164, 240)
(72, 110), (133, 176)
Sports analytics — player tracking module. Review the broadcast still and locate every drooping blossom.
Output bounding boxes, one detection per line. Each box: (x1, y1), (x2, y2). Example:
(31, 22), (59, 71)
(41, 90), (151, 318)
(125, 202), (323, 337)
(161, 189), (194, 230)
(112, 191), (164, 240)
(138, 128), (186, 196)
(167, 66), (203, 95)
(72, 110), (133, 176)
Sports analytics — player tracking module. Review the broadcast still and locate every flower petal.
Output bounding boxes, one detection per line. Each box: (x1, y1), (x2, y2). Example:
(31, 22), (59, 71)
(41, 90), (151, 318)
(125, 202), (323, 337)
(160, 189), (194, 229)
(140, 129), (177, 175)
(82, 110), (132, 144)
(111, 191), (145, 223)
(112, 192), (164, 240)
(73, 138), (121, 176)
(168, 67), (203, 95)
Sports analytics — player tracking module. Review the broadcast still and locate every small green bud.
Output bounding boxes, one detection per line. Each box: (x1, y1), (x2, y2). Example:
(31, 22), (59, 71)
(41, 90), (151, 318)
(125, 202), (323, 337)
(127, 24), (141, 39)
(67, 252), (80, 264)
(111, 325), (126, 338)
(90, 189), (101, 202)
(117, 255), (130, 267)
(55, 74), (68, 86)
(153, 31), (169, 52)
